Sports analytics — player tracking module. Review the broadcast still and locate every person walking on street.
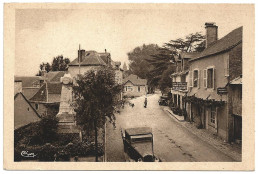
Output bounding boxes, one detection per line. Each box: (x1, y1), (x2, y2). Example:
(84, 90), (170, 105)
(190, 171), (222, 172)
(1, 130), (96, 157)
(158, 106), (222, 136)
(144, 97), (147, 108)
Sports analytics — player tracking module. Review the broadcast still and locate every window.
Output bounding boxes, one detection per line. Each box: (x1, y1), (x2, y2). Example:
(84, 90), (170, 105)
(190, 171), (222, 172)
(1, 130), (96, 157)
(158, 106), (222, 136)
(207, 68), (215, 89)
(27, 107), (30, 111)
(127, 86), (133, 91)
(35, 104), (39, 110)
(181, 75), (186, 83)
(138, 86), (140, 92)
(193, 70), (199, 87)
(125, 86), (127, 91)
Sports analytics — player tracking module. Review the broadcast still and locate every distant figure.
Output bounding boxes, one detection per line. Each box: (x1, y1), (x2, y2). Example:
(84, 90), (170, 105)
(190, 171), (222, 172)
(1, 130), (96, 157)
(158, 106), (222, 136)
(129, 102), (135, 108)
(144, 98), (147, 108)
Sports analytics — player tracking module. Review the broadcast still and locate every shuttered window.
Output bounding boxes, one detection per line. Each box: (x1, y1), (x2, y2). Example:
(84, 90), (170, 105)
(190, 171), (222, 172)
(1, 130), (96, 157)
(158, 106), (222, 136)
(193, 70), (198, 87)
(207, 68), (215, 89)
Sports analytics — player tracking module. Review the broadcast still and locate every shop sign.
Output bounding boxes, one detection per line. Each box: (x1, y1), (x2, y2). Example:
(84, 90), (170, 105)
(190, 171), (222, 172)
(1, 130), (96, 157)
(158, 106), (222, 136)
(217, 87), (228, 94)
(172, 82), (187, 91)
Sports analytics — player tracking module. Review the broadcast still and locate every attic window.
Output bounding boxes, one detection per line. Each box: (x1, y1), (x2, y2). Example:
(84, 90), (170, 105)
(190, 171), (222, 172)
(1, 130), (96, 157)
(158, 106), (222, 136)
(27, 107), (30, 111)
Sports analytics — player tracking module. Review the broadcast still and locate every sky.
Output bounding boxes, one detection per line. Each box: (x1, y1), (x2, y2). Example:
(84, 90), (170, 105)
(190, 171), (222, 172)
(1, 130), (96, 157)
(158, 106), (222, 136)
(15, 5), (247, 76)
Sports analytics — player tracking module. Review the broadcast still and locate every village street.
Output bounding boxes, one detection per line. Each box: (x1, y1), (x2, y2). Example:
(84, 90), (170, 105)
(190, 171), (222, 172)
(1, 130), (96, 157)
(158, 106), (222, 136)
(106, 93), (236, 162)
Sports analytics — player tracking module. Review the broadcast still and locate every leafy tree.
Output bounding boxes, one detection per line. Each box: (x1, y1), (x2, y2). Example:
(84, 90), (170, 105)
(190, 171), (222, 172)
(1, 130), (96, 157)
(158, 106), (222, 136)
(36, 55), (70, 76)
(164, 32), (205, 53)
(72, 68), (122, 162)
(36, 62), (51, 76)
(146, 32), (205, 89)
(127, 44), (160, 79)
(51, 55), (70, 71)
(158, 64), (175, 93)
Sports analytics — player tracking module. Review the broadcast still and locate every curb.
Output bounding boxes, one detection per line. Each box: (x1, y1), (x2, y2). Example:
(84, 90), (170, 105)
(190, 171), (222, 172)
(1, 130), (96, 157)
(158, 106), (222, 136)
(164, 108), (185, 122)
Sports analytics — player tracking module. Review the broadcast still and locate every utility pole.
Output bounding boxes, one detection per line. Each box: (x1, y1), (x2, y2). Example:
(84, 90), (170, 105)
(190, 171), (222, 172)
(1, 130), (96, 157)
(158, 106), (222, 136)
(78, 44), (81, 75)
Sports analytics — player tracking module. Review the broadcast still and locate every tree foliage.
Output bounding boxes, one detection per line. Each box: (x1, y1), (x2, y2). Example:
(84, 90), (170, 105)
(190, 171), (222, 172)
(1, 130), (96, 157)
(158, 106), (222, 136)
(72, 68), (122, 161)
(127, 44), (160, 79)
(146, 32), (205, 89)
(126, 33), (205, 92)
(51, 55), (70, 71)
(158, 64), (175, 93)
(36, 55), (70, 76)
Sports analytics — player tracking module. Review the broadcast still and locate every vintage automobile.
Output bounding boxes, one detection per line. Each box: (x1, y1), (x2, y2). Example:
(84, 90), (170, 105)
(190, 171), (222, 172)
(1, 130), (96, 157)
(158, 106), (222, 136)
(158, 95), (169, 106)
(121, 127), (161, 162)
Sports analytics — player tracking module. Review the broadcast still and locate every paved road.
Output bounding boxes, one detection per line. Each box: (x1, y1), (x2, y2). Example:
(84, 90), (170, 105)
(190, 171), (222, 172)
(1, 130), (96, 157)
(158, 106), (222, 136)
(106, 93), (235, 162)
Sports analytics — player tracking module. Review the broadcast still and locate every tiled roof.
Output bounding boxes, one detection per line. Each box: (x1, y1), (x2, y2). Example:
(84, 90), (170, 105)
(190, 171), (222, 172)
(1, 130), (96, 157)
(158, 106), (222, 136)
(22, 88), (41, 99)
(46, 71), (65, 82)
(69, 51), (107, 66)
(191, 26), (242, 61)
(29, 82), (62, 103)
(14, 76), (43, 88)
(98, 52), (110, 64)
(179, 52), (200, 59)
(123, 74), (147, 86)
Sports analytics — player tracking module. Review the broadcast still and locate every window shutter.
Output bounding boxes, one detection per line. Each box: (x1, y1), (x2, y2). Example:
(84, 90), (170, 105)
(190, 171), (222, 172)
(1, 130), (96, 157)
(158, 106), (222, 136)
(203, 69), (207, 88)
(189, 71), (193, 87)
(213, 68), (215, 89)
(224, 55), (229, 77)
(215, 107), (218, 129)
(198, 70), (200, 88)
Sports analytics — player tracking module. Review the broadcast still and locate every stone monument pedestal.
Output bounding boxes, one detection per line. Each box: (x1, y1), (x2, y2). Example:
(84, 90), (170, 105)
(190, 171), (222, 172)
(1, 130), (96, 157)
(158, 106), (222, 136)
(57, 73), (82, 142)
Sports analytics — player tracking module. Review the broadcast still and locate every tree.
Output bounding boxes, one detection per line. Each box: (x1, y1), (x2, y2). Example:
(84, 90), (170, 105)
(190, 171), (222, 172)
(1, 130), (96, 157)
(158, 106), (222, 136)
(127, 44), (160, 79)
(36, 55), (70, 76)
(72, 68), (122, 162)
(51, 55), (70, 71)
(146, 32), (205, 89)
(36, 62), (51, 76)
(158, 64), (175, 93)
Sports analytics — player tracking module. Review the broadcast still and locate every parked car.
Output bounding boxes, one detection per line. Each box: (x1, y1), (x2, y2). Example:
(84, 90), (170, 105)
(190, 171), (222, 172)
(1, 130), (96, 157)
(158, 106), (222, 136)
(121, 127), (161, 162)
(158, 95), (169, 106)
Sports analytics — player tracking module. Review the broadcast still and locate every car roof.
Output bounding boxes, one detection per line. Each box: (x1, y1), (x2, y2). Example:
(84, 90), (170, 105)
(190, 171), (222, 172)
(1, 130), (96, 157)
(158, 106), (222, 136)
(125, 127), (152, 136)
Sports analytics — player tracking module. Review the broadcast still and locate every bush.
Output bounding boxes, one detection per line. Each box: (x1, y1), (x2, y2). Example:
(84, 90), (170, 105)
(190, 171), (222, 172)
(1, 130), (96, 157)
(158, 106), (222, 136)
(14, 142), (104, 161)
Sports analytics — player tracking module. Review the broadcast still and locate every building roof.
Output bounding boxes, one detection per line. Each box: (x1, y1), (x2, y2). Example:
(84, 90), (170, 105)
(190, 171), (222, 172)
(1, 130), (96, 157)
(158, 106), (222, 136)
(14, 76), (43, 88)
(230, 75), (242, 85)
(98, 52), (110, 64)
(46, 71), (65, 82)
(190, 26), (242, 61)
(123, 74), (147, 86)
(22, 88), (41, 99)
(14, 92), (41, 118)
(69, 51), (107, 66)
(179, 52), (200, 59)
(29, 82), (62, 103)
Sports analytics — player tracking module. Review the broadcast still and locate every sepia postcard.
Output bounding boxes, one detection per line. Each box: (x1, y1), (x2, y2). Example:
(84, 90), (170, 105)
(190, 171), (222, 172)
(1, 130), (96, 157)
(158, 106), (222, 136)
(4, 3), (255, 170)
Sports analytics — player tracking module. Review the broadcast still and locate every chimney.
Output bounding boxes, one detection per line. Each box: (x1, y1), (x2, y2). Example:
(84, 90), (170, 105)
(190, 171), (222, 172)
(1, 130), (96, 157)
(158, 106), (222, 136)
(78, 49), (85, 62)
(205, 22), (218, 48)
(105, 49), (107, 53)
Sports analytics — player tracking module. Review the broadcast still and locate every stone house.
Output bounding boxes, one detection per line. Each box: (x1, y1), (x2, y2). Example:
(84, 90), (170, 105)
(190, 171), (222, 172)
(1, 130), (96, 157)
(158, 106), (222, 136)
(185, 23), (242, 142)
(123, 74), (147, 97)
(68, 49), (109, 79)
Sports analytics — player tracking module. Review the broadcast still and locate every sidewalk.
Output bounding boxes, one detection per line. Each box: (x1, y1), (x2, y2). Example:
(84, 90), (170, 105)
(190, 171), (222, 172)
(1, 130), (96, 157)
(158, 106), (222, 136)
(164, 107), (242, 162)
